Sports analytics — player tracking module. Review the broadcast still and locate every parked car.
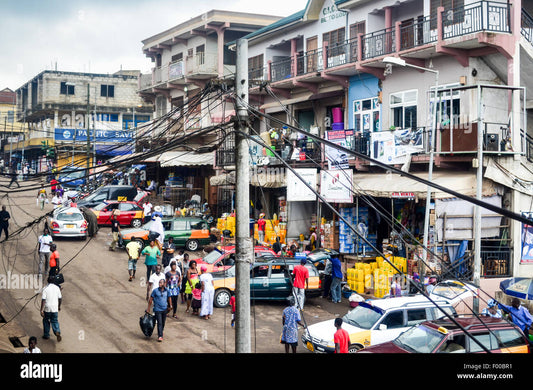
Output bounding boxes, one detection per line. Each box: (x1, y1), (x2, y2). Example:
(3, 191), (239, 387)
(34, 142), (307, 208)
(58, 166), (87, 189)
(91, 201), (144, 227)
(211, 257), (322, 308)
(428, 279), (479, 316)
(359, 316), (530, 353)
(77, 185), (145, 209)
(196, 245), (277, 272)
(301, 295), (457, 353)
(47, 206), (88, 239)
(119, 217), (211, 251)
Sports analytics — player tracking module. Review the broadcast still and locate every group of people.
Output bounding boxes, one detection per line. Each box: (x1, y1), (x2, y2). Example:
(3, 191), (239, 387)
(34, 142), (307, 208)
(125, 237), (216, 342)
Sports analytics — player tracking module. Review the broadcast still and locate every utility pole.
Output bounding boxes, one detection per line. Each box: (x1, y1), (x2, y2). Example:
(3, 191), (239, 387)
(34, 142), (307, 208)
(234, 38), (253, 353)
(86, 83), (91, 183)
(473, 85), (483, 314)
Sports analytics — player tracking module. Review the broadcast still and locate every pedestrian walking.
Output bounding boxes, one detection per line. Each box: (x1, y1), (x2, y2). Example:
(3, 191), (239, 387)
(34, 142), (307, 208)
(37, 186), (47, 210)
(146, 278), (172, 342)
(141, 240), (161, 282)
(0, 205), (10, 240)
(280, 296), (303, 353)
(7, 167), (19, 188)
(23, 336), (41, 353)
(165, 261), (181, 319)
(257, 213), (266, 244)
(126, 240), (142, 281)
(48, 244), (60, 277)
(199, 265), (214, 320)
(147, 264), (166, 301)
(109, 211), (120, 251)
(390, 274), (402, 297)
(330, 255), (343, 303)
(184, 260), (199, 313)
(292, 258), (309, 310)
(178, 252), (189, 304)
(38, 228), (53, 275)
(334, 317), (350, 353)
(40, 275), (62, 342)
(161, 237), (176, 268)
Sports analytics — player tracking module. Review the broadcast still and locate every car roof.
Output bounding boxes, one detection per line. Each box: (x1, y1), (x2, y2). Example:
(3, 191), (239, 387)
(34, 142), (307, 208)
(366, 295), (452, 311)
(54, 206), (83, 214)
(423, 316), (516, 332)
(254, 257), (311, 265)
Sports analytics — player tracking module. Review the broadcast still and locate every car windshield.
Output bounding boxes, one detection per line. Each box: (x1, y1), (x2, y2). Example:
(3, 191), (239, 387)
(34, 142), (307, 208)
(56, 212), (84, 221)
(212, 265), (236, 278)
(393, 324), (446, 353)
(202, 250), (224, 265)
(60, 169), (85, 180)
(342, 303), (383, 329)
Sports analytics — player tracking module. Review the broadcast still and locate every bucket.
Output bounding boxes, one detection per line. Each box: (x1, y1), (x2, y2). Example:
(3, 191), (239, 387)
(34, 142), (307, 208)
(332, 107), (343, 123)
(331, 122), (344, 130)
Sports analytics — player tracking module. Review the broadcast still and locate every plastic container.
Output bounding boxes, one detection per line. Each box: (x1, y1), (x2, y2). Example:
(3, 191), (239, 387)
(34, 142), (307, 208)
(332, 107), (343, 123)
(331, 122), (344, 130)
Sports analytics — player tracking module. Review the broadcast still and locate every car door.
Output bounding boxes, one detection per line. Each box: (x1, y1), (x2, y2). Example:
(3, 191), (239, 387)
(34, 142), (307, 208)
(118, 203), (136, 225)
(371, 309), (406, 346)
(170, 220), (189, 246)
(99, 203), (118, 225)
(250, 264), (270, 298)
(269, 264), (292, 298)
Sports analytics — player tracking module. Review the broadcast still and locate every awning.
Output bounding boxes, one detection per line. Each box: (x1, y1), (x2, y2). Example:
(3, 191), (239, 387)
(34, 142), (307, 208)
(209, 169), (286, 188)
(352, 171), (502, 199)
(484, 157), (533, 196)
(157, 151), (214, 167)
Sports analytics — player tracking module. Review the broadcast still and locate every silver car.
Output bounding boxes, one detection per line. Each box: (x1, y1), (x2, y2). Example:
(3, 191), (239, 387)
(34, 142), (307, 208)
(48, 207), (88, 239)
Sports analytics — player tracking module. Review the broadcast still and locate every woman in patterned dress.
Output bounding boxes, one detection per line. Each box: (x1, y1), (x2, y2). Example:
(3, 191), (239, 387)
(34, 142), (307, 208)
(281, 296), (303, 353)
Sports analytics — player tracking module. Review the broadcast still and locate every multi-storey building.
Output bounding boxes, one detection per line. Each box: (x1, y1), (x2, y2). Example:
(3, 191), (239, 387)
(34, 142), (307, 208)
(15, 69), (152, 171)
(0, 88), (25, 165)
(137, 10), (282, 209)
(211, 0), (533, 290)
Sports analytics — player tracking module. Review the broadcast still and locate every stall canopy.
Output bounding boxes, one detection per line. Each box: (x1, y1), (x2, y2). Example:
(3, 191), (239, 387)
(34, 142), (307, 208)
(352, 171), (502, 199)
(484, 157), (533, 196)
(156, 151), (214, 167)
(209, 169), (286, 188)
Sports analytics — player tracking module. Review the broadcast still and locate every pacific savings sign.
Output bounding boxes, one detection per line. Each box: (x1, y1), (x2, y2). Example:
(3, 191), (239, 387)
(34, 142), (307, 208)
(54, 128), (134, 143)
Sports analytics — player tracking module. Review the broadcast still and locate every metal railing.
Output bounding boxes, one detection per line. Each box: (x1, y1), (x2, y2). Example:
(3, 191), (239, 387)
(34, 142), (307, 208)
(362, 27), (396, 60)
(271, 57), (293, 82)
(296, 48), (324, 75)
(522, 8), (533, 45)
(442, 1), (510, 40)
(481, 249), (511, 278)
(399, 15), (437, 51)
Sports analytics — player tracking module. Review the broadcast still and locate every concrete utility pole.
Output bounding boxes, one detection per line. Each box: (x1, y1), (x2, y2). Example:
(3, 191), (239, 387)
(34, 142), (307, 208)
(234, 38), (253, 353)
(86, 83), (91, 183)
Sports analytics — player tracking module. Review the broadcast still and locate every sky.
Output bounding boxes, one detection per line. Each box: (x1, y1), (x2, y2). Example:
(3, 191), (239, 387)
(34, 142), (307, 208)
(0, 0), (307, 91)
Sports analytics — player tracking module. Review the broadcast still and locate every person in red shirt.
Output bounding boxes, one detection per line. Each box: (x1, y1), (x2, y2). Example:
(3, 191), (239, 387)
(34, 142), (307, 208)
(50, 178), (58, 195)
(257, 213), (266, 244)
(229, 295), (236, 328)
(292, 259), (309, 310)
(49, 244), (60, 277)
(333, 317), (350, 353)
(334, 317), (350, 353)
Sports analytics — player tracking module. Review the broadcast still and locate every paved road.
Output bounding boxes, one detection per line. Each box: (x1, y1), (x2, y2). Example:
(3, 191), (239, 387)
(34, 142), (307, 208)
(0, 178), (351, 354)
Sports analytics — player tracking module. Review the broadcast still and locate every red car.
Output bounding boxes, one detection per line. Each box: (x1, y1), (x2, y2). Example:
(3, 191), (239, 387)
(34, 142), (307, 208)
(91, 201), (145, 228)
(195, 245), (277, 272)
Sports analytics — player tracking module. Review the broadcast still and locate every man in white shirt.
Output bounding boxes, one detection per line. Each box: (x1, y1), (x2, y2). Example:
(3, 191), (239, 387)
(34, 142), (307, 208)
(38, 228), (53, 275)
(40, 276), (62, 341)
(146, 264), (166, 301)
(143, 201), (153, 218)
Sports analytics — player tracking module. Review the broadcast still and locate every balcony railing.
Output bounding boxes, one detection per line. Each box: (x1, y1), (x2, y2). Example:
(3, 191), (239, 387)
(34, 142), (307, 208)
(442, 1), (510, 40)
(522, 8), (533, 45)
(259, 1), (520, 85)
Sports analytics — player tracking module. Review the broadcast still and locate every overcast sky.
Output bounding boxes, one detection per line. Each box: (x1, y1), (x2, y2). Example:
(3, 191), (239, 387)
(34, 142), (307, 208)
(0, 0), (306, 90)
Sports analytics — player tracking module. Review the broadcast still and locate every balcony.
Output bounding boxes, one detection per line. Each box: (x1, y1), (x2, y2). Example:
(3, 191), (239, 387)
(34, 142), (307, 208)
(251, 1), (523, 89)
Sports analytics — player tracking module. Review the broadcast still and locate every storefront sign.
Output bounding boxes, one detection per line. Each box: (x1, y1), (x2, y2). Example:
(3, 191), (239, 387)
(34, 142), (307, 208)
(325, 130), (350, 170)
(54, 128), (134, 143)
(391, 192), (415, 199)
(320, 169), (353, 203)
(286, 168), (317, 201)
(371, 128), (424, 165)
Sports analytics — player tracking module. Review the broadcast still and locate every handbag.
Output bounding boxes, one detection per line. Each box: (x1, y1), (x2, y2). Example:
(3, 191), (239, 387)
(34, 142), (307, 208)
(140, 312), (156, 337)
(54, 273), (65, 285)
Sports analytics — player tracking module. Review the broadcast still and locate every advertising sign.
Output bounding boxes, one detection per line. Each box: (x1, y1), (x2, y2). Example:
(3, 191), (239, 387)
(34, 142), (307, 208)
(286, 168), (317, 201)
(320, 169), (353, 203)
(54, 128), (134, 143)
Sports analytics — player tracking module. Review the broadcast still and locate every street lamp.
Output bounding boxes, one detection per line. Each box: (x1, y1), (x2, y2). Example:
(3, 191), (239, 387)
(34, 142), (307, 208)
(382, 56), (439, 281)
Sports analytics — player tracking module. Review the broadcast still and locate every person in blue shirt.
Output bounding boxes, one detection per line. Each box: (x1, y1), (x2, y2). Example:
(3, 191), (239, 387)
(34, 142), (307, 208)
(330, 256), (343, 303)
(498, 298), (532, 334)
(146, 279), (172, 342)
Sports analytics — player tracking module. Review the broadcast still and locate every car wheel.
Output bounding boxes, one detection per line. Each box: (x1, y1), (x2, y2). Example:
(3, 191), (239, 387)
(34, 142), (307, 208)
(186, 239), (199, 251)
(214, 289), (231, 308)
(131, 218), (142, 228)
(348, 344), (363, 353)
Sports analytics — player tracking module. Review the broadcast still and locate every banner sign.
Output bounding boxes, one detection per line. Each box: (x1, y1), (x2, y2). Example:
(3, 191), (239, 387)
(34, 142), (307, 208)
(320, 169), (353, 203)
(54, 128), (134, 143)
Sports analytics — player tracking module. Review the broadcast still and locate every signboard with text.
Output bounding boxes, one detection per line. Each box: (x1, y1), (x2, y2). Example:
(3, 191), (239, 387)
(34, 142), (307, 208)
(54, 128), (134, 143)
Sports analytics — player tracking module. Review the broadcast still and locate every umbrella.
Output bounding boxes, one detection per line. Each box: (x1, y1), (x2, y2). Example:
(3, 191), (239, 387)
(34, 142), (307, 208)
(499, 277), (533, 300)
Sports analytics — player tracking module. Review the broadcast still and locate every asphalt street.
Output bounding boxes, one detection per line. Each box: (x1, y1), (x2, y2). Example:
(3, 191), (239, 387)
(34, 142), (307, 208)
(0, 177), (350, 355)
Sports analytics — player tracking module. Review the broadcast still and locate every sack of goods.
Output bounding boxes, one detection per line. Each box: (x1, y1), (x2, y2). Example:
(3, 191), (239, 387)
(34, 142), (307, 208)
(140, 312), (155, 337)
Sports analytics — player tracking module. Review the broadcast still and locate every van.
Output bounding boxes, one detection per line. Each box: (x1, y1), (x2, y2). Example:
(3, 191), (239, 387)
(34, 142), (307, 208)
(77, 185), (143, 209)
(302, 295), (457, 353)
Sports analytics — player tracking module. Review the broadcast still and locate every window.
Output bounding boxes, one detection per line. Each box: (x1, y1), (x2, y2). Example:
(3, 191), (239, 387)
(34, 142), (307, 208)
(248, 54), (264, 80)
(380, 310), (404, 329)
(494, 329), (526, 349)
(468, 332), (497, 353)
(196, 44), (205, 65)
(60, 82), (75, 95)
(353, 97), (380, 132)
(390, 90), (417, 129)
(270, 264), (287, 279)
(251, 265), (269, 278)
(430, 0), (464, 28)
(406, 308), (428, 326)
(437, 334), (466, 353)
(324, 28), (345, 58)
(171, 53), (183, 62)
(350, 21), (366, 39)
(172, 220), (187, 230)
(119, 203), (136, 212)
(431, 85), (460, 127)
(100, 84), (115, 98)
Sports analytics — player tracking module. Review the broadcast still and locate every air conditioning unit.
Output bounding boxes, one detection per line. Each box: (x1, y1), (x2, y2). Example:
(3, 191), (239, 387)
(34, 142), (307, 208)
(484, 133), (499, 152)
